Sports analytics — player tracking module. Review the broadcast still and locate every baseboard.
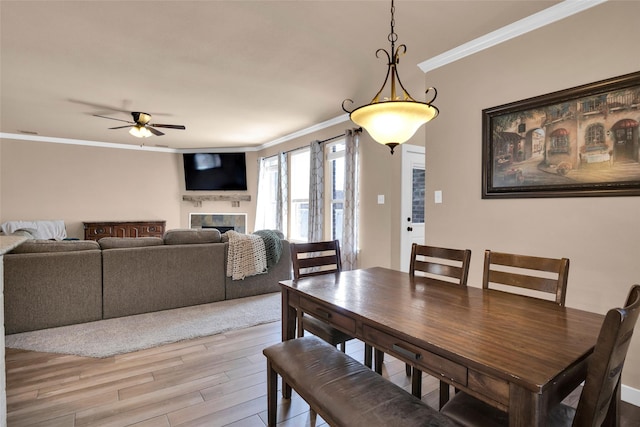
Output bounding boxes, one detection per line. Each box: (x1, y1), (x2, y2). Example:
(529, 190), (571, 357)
(622, 384), (640, 406)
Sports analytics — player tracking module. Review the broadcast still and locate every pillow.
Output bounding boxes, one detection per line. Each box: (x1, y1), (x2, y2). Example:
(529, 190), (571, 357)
(98, 237), (164, 250)
(163, 228), (222, 245)
(10, 239), (100, 254)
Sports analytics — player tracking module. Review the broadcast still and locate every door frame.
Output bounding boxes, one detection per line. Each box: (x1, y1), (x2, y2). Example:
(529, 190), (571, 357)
(399, 144), (426, 272)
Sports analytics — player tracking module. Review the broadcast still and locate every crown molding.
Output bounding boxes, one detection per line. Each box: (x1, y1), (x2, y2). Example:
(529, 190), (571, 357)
(1, 114), (351, 154)
(0, 132), (178, 152)
(418, 0), (608, 73)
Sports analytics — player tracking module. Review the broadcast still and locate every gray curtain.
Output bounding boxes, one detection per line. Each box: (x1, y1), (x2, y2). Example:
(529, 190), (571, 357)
(308, 140), (324, 242)
(342, 129), (359, 270)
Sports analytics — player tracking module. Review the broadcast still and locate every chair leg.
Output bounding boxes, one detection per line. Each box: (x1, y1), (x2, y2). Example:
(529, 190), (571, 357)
(439, 380), (450, 409)
(339, 341), (346, 352)
(364, 344), (373, 368)
(405, 362), (411, 376)
(297, 313), (304, 338)
(374, 349), (384, 374)
(267, 360), (278, 426)
(411, 367), (422, 398)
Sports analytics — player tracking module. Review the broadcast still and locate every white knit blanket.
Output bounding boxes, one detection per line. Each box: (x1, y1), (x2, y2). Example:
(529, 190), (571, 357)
(226, 230), (267, 280)
(1, 220), (67, 240)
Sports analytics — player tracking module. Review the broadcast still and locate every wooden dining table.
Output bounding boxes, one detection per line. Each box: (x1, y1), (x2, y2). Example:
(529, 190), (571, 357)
(279, 267), (605, 427)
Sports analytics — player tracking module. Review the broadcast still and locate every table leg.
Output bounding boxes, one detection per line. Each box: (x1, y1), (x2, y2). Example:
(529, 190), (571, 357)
(509, 383), (542, 427)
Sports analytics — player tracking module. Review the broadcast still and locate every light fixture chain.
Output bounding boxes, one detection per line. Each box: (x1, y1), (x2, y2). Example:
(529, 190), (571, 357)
(388, 0), (397, 45)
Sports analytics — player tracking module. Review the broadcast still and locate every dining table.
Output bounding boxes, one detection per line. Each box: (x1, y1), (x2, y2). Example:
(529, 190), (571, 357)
(279, 267), (605, 427)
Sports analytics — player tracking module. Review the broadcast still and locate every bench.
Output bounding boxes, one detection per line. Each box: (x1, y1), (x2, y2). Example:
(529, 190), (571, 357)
(263, 336), (462, 427)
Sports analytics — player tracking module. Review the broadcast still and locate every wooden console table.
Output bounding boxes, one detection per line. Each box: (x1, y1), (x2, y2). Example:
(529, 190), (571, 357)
(83, 221), (166, 240)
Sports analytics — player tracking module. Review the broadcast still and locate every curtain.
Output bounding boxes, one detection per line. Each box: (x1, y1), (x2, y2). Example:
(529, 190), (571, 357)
(308, 140), (324, 242)
(276, 152), (288, 236)
(342, 129), (359, 270)
(254, 156), (269, 231)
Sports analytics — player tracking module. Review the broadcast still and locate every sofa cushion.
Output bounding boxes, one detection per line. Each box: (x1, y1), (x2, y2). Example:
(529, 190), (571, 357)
(98, 237), (164, 250)
(164, 228), (222, 245)
(10, 239), (100, 254)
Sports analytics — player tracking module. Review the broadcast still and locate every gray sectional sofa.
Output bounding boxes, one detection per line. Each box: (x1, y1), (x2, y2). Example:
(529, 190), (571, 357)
(4, 229), (291, 334)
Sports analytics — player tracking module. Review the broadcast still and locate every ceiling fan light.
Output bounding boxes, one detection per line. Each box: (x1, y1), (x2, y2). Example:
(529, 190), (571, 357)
(350, 101), (438, 147)
(129, 125), (152, 138)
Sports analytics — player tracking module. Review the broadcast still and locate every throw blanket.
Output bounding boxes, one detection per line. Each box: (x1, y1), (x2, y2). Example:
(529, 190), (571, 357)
(1, 220), (67, 240)
(253, 229), (283, 268)
(226, 230), (284, 280)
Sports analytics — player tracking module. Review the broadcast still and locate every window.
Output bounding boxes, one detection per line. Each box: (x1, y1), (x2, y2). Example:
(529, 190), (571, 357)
(549, 128), (570, 154)
(327, 141), (345, 241)
(255, 139), (354, 245)
(289, 148), (310, 241)
(585, 124), (605, 147)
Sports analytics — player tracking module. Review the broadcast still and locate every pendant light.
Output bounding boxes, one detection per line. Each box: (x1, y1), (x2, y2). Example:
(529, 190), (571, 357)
(343, 0), (438, 154)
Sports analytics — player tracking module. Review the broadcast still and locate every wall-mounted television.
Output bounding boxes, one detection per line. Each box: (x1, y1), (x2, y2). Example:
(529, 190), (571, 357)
(183, 152), (248, 191)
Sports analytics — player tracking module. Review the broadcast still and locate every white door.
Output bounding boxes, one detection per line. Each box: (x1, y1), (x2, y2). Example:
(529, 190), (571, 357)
(399, 144), (425, 272)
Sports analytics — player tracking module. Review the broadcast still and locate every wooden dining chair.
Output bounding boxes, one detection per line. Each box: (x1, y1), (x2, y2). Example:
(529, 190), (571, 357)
(376, 243), (472, 407)
(482, 249), (570, 306)
(440, 283), (640, 427)
(290, 240), (372, 367)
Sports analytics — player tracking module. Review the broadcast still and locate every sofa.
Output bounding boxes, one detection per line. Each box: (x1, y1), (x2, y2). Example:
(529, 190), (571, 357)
(3, 229), (291, 334)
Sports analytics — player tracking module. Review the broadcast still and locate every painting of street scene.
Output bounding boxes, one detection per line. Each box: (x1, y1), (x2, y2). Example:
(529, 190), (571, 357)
(483, 72), (640, 198)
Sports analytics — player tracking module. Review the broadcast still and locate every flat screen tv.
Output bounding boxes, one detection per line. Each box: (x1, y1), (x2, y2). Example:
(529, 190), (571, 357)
(183, 152), (248, 191)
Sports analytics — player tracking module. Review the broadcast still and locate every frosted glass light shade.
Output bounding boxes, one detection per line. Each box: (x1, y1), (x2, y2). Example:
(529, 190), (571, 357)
(350, 101), (438, 145)
(129, 125), (153, 138)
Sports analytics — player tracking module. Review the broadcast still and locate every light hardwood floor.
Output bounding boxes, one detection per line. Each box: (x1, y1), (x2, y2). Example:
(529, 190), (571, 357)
(6, 320), (640, 426)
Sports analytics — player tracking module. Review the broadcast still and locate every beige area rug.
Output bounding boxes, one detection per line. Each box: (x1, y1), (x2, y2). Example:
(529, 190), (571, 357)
(5, 293), (281, 358)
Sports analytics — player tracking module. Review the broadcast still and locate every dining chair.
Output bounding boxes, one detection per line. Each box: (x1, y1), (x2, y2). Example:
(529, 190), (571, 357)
(376, 243), (472, 408)
(482, 249), (570, 306)
(290, 240), (372, 366)
(440, 283), (640, 427)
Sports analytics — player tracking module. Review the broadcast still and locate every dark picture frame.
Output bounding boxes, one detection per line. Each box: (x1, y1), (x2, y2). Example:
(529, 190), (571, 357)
(482, 71), (640, 199)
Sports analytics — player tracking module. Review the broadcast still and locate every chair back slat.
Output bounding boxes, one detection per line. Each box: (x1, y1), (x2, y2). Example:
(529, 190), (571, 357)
(487, 270), (562, 294)
(415, 261), (465, 281)
(291, 240), (342, 280)
(573, 284), (640, 426)
(410, 244), (471, 286)
(483, 250), (570, 306)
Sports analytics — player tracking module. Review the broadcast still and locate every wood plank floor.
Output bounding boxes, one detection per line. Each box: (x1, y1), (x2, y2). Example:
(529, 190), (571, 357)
(6, 320), (640, 426)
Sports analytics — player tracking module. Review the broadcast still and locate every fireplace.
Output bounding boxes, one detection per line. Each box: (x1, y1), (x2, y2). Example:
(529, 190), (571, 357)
(190, 213), (247, 234)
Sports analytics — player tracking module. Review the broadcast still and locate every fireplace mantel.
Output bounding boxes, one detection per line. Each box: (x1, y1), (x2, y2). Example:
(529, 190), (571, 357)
(182, 194), (251, 207)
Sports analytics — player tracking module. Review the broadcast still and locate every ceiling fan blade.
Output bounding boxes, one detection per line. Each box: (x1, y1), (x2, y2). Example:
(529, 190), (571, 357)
(70, 99), (132, 114)
(94, 114), (134, 124)
(150, 123), (186, 130)
(147, 127), (164, 136)
(108, 125), (133, 130)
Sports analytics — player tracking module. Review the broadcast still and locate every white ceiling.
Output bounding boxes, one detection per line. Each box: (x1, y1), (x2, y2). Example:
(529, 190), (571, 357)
(1, 1), (565, 152)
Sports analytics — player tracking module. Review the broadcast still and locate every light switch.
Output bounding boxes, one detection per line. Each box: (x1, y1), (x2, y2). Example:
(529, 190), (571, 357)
(377, 194), (385, 204)
(434, 190), (443, 204)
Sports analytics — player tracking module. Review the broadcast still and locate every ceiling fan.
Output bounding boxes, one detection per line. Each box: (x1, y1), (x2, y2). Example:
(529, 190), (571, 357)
(94, 112), (186, 138)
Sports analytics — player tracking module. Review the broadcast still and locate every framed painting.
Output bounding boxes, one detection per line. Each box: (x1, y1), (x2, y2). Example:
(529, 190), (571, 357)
(482, 71), (640, 198)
